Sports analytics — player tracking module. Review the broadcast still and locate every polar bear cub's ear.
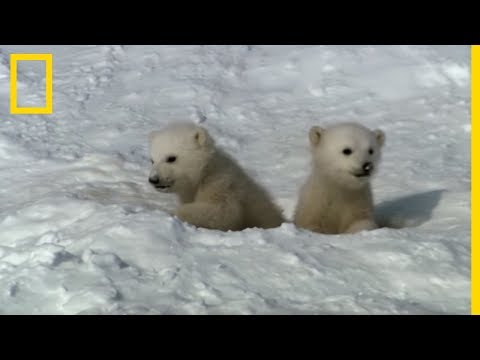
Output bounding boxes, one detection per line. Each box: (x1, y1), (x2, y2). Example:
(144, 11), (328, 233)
(374, 129), (385, 147)
(309, 126), (324, 147)
(193, 126), (214, 148)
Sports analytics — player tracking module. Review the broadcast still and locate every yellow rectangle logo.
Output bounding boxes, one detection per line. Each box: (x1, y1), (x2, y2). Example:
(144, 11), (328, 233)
(10, 53), (53, 114)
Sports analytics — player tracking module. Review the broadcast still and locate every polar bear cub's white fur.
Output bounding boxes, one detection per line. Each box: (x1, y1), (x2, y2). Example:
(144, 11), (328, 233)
(294, 122), (385, 234)
(148, 122), (285, 231)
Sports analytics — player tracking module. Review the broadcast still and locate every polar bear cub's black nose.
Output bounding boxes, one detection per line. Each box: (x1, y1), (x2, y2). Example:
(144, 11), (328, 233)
(149, 176), (160, 185)
(363, 162), (374, 172)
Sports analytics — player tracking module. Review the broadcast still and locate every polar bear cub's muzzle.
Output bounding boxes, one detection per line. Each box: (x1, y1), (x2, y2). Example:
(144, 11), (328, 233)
(352, 161), (374, 178)
(148, 170), (174, 191)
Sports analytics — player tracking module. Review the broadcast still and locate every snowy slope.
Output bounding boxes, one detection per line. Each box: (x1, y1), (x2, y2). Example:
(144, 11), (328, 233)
(0, 45), (471, 314)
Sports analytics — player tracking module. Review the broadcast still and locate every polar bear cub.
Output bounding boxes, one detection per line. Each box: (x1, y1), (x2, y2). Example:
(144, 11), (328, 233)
(148, 122), (285, 231)
(294, 122), (385, 234)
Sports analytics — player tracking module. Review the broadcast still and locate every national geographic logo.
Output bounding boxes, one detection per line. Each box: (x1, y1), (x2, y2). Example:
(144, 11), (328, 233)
(10, 53), (53, 114)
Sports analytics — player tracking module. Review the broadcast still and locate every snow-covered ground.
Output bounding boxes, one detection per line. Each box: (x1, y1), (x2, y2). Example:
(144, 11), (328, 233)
(0, 45), (471, 314)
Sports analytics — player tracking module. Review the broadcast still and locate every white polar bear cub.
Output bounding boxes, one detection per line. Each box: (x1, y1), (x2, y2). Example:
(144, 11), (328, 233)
(148, 122), (285, 231)
(294, 122), (385, 234)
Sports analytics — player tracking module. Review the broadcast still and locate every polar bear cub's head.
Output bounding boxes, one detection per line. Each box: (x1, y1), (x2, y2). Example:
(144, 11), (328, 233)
(308, 122), (385, 189)
(148, 122), (215, 193)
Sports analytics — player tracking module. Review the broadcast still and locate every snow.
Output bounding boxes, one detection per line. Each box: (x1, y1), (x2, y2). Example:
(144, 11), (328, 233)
(0, 45), (471, 314)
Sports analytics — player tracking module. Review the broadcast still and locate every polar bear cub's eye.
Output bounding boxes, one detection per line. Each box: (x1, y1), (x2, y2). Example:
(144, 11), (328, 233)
(150, 159), (154, 164)
(369, 148), (374, 155)
(166, 155), (177, 163)
(342, 148), (353, 156)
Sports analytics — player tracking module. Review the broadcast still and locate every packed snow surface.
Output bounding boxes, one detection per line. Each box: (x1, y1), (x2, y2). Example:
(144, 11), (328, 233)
(0, 45), (471, 314)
